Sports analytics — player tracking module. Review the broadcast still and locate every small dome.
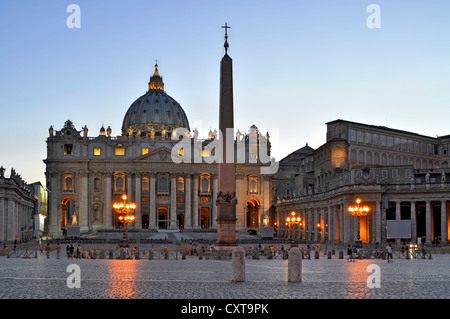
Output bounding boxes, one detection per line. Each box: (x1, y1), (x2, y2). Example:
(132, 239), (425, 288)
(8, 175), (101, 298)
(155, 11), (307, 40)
(122, 64), (190, 136)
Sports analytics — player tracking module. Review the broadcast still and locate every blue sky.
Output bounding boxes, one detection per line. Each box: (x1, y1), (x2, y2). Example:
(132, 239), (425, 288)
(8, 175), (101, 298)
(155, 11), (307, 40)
(1, 0), (450, 184)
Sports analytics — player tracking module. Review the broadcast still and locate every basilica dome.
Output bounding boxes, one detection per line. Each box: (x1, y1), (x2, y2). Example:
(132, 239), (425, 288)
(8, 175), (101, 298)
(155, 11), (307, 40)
(121, 64), (190, 136)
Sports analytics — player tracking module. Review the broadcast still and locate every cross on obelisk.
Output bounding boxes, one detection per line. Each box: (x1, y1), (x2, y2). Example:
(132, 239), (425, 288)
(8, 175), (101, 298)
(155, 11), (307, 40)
(216, 23), (237, 249)
(222, 23), (230, 52)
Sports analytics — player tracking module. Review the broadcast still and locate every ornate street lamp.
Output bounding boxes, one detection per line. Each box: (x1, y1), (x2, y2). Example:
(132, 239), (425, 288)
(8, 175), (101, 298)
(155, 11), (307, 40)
(113, 195), (136, 245)
(348, 198), (370, 241)
(286, 211), (301, 243)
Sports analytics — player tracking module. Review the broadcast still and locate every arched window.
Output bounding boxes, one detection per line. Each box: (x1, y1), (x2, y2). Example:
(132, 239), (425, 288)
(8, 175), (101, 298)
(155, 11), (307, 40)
(64, 176), (73, 192)
(142, 177), (149, 192)
(177, 177), (184, 192)
(94, 177), (101, 192)
(249, 176), (258, 194)
(115, 177), (124, 192)
(201, 177), (209, 193)
(159, 176), (168, 191)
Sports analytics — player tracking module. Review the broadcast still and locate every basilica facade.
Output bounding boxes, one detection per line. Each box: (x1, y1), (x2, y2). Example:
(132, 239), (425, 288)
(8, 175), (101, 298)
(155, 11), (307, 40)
(44, 64), (273, 237)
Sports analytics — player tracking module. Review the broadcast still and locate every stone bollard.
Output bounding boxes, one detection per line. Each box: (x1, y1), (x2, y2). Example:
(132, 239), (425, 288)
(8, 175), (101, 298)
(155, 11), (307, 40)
(288, 247), (302, 283)
(182, 249), (186, 260)
(282, 250), (289, 260)
(149, 251), (154, 260)
(164, 250), (169, 260)
(328, 251), (332, 259)
(100, 250), (106, 259)
(267, 249), (273, 260)
(339, 251), (344, 259)
(135, 251), (140, 260)
(199, 250), (203, 260)
(232, 246), (246, 282)
(315, 251), (319, 259)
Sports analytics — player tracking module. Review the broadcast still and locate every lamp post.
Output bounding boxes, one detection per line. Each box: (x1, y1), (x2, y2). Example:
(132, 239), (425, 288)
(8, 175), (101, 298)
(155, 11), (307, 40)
(113, 195), (136, 246)
(348, 198), (370, 242)
(286, 211), (301, 244)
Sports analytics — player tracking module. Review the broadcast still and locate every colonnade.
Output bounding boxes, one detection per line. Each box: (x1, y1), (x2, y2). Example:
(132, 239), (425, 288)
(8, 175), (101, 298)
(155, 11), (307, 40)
(276, 196), (449, 245)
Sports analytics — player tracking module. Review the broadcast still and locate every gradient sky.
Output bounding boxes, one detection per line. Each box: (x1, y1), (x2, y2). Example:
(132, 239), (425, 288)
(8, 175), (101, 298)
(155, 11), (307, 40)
(1, 0), (450, 185)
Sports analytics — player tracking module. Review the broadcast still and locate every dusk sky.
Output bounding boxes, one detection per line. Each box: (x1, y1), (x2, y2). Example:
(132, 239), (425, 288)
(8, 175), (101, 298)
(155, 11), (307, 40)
(1, 0), (450, 185)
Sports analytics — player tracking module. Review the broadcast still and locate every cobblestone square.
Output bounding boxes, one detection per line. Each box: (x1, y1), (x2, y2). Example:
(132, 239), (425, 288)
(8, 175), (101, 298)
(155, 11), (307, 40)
(1, 247), (449, 300)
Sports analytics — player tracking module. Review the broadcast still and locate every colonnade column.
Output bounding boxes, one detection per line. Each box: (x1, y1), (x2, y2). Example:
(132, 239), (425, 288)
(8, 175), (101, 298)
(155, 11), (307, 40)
(426, 200), (432, 244)
(375, 200), (381, 244)
(441, 200), (448, 245)
(411, 201), (416, 244)
(395, 200), (401, 244)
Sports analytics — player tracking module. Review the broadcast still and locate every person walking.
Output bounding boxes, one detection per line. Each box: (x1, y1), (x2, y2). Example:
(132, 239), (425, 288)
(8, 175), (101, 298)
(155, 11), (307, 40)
(45, 243), (51, 259)
(56, 243), (61, 259)
(386, 243), (393, 262)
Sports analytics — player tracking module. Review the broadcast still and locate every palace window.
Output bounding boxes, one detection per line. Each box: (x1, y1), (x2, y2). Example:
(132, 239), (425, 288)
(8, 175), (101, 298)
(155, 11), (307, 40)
(94, 148), (101, 156)
(142, 148), (149, 155)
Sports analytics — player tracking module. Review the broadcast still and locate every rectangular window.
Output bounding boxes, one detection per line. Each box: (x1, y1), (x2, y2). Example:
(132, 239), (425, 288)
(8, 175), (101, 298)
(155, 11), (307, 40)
(64, 144), (73, 156)
(382, 170), (388, 178)
(349, 129), (356, 142)
(392, 170), (398, 178)
(142, 148), (149, 155)
(94, 148), (101, 156)
(405, 169), (411, 178)
(115, 148), (125, 156)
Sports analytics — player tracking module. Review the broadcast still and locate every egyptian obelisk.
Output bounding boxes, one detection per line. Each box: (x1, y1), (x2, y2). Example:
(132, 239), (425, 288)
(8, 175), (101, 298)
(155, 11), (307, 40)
(216, 23), (238, 248)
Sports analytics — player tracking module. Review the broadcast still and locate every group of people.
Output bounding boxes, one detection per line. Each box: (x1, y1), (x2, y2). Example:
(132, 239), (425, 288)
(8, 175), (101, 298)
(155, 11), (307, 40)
(40, 243), (82, 259)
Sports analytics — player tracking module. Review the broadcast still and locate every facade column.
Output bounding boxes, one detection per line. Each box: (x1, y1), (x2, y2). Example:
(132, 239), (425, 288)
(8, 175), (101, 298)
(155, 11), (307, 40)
(149, 173), (156, 229)
(441, 200), (448, 245)
(170, 173), (177, 229)
(104, 172), (112, 229)
(48, 172), (61, 237)
(212, 174), (218, 229)
(411, 201), (417, 244)
(184, 173), (192, 229)
(193, 173), (199, 229)
(80, 171), (89, 233)
(426, 200), (432, 244)
(134, 172), (142, 229)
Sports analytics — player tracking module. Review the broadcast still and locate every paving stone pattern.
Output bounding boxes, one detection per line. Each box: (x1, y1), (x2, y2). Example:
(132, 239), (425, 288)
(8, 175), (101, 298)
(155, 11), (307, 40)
(0, 250), (449, 299)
